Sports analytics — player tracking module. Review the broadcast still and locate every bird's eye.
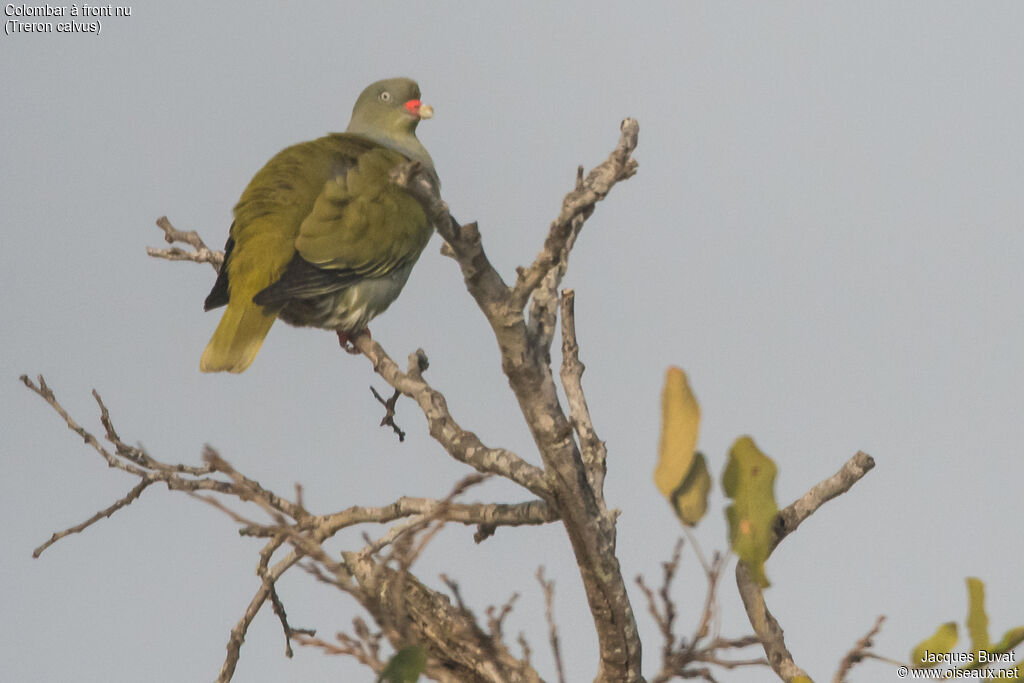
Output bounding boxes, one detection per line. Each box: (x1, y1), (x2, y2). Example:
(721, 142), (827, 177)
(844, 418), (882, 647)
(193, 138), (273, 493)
(379, 91), (392, 102)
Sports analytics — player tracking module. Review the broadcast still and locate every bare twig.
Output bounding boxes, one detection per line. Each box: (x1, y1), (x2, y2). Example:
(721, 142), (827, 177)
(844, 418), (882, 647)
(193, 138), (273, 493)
(146, 216), (224, 270)
(833, 615), (886, 683)
(512, 118), (640, 311)
(486, 592), (520, 644)
(642, 540), (764, 683)
(293, 621), (387, 674)
(218, 548), (308, 683)
(32, 479), (152, 558)
(370, 385), (406, 441)
(354, 338), (550, 498)
(637, 539), (684, 669)
(559, 289), (607, 494)
(685, 550), (725, 659)
(267, 581), (316, 658)
(772, 451), (875, 552)
(536, 567), (566, 683)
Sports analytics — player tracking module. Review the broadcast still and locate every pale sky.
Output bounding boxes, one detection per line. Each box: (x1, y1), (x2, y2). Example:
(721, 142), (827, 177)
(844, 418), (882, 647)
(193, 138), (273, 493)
(4, 3), (1023, 682)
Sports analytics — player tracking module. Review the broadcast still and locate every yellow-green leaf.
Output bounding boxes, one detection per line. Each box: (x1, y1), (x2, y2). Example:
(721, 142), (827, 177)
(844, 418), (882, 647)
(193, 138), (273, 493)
(378, 645), (427, 683)
(991, 625), (1024, 654)
(655, 367), (710, 526)
(911, 622), (958, 668)
(966, 577), (990, 653)
(722, 436), (778, 587)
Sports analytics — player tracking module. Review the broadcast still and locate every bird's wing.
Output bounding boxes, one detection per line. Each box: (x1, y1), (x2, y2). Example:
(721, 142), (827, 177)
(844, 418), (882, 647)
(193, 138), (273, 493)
(254, 145), (432, 304)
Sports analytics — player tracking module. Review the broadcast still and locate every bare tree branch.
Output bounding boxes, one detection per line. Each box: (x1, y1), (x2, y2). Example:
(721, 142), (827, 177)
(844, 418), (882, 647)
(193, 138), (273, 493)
(390, 119), (644, 682)
(832, 615), (886, 683)
(217, 544), (315, 683)
(22, 374), (557, 682)
(338, 557), (543, 682)
(536, 567), (566, 683)
(736, 450), (876, 681)
(32, 479), (153, 558)
(371, 385), (407, 441)
(735, 562), (810, 682)
(146, 215), (224, 270)
(354, 339), (550, 499)
(641, 539), (766, 683)
(512, 118), (640, 311)
(772, 451), (875, 552)
(559, 289), (607, 495)
(33, 114), (879, 683)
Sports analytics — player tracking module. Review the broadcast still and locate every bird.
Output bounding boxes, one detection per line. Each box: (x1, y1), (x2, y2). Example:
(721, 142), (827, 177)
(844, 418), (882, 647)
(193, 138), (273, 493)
(199, 77), (438, 373)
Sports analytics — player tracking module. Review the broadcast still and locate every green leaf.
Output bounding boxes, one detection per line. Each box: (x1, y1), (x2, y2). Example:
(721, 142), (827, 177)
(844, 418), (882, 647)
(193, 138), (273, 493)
(655, 367), (710, 526)
(911, 622), (958, 668)
(991, 625), (1024, 654)
(965, 625), (1024, 671)
(378, 645), (427, 683)
(722, 436), (778, 587)
(966, 577), (990, 653)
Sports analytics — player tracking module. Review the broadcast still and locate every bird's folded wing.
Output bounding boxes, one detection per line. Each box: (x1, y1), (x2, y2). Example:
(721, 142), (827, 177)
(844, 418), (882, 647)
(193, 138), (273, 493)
(254, 147), (431, 304)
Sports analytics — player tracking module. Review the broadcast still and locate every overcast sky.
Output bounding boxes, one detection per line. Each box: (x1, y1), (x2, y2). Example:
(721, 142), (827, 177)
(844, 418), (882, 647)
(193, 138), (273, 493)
(4, 3), (1023, 682)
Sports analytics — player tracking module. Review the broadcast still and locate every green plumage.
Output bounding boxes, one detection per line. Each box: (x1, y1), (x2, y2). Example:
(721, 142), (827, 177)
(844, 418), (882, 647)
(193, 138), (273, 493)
(200, 78), (437, 373)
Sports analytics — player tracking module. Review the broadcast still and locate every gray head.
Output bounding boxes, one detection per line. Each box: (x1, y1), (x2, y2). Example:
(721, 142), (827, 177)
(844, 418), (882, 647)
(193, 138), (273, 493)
(346, 77), (435, 170)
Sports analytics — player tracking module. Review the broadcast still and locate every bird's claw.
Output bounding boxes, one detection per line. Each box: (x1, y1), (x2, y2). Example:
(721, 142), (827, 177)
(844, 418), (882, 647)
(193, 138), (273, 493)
(338, 329), (370, 355)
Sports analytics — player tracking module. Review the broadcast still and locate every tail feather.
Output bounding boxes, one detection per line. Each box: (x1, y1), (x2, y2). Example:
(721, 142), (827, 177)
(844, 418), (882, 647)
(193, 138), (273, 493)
(200, 301), (277, 373)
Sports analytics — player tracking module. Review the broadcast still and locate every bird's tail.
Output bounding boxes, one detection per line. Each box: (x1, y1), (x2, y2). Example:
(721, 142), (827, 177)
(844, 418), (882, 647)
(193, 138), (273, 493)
(200, 300), (277, 373)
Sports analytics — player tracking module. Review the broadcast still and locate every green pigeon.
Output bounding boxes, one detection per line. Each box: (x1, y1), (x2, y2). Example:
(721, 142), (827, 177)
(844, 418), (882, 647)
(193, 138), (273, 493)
(200, 77), (438, 373)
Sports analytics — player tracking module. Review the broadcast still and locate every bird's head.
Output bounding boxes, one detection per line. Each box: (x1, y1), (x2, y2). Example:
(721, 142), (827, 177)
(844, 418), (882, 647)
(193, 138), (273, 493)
(347, 77), (434, 139)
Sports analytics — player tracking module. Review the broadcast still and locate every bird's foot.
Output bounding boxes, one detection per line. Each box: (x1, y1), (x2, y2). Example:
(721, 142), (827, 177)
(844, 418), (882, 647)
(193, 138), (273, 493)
(337, 328), (370, 355)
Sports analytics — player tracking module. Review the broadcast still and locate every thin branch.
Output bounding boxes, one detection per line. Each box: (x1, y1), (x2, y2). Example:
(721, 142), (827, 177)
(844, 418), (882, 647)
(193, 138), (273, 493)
(559, 289), (607, 495)
(217, 548), (307, 683)
(684, 551), (726, 660)
(735, 561), (810, 682)
(512, 118), (640, 311)
(642, 540), (763, 683)
(486, 592), (520, 644)
(341, 556), (541, 683)
(146, 215), (224, 270)
(267, 581), (316, 658)
(832, 615), (886, 683)
(536, 567), (566, 683)
(370, 385), (406, 441)
(736, 450), (876, 682)
(637, 539), (684, 672)
(293, 622), (387, 674)
(771, 451), (876, 552)
(32, 479), (152, 557)
(354, 338), (550, 498)
(202, 446), (311, 522)
(525, 167), (585, 355)
(21, 374), (146, 477)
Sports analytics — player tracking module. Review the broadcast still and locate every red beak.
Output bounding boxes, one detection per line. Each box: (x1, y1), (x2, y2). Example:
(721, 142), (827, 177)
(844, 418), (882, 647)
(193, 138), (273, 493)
(404, 99), (433, 119)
